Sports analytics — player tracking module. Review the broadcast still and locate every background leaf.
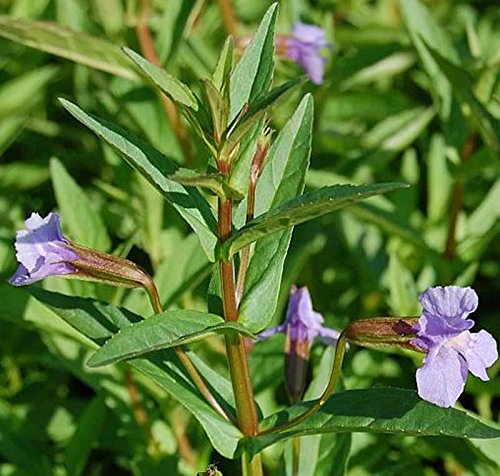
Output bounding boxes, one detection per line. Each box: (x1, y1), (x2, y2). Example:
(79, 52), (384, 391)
(0, 16), (138, 79)
(50, 157), (110, 251)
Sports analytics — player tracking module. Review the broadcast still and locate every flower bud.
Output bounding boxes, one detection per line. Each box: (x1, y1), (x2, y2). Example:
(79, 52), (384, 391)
(343, 317), (423, 352)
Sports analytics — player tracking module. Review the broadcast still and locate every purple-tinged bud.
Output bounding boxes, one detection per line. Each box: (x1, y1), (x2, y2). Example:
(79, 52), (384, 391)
(9, 212), (154, 291)
(344, 317), (422, 352)
(250, 129), (273, 185)
(284, 324), (310, 403)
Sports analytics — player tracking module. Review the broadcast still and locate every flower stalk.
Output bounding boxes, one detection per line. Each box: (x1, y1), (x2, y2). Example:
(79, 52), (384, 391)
(259, 333), (349, 436)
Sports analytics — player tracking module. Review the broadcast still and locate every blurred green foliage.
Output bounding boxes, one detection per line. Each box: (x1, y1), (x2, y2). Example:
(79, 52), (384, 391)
(0, 0), (498, 474)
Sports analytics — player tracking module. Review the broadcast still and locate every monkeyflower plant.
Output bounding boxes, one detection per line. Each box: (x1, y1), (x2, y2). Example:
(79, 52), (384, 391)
(8, 4), (499, 476)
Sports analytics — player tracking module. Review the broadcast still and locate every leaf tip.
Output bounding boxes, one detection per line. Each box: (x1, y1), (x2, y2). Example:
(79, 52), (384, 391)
(86, 352), (106, 368)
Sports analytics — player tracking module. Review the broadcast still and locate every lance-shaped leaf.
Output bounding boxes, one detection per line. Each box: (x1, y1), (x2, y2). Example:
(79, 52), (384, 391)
(229, 3), (277, 121)
(88, 310), (254, 367)
(122, 47), (198, 110)
(422, 42), (499, 151)
(243, 387), (500, 456)
(0, 16), (138, 80)
(29, 288), (242, 458)
(238, 95), (313, 333)
(221, 183), (408, 259)
(212, 36), (234, 91)
(59, 98), (218, 261)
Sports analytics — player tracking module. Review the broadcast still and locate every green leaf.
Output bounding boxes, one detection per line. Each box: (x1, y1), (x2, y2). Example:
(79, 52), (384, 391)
(387, 252), (420, 315)
(90, 0), (124, 38)
(362, 107), (435, 152)
(0, 398), (53, 476)
(222, 78), (303, 161)
(222, 183), (408, 259)
(65, 396), (107, 476)
(0, 116), (27, 155)
(212, 36), (234, 91)
(0, 66), (58, 118)
(88, 310), (254, 367)
(422, 43), (500, 151)
(347, 51), (416, 87)
(245, 388), (500, 455)
(203, 79), (228, 145)
(28, 287), (142, 342)
(170, 169), (244, 201)
(285, 348), (351, 476)
(50, 158), (111, 251)
(458, 179), (500, 261)
(238, 95), (313, 333)
(122, 47), (198, 110)
(59, 98), (218, 261)
(29, 288), (242, 458)
(153, 233), (212, 308)
(133, 173), (165, 268)
(229, 3), (277, 121)
(426, 134), (453, 223)
(400, 0), (457, 116)
(0, 16), (138, 80)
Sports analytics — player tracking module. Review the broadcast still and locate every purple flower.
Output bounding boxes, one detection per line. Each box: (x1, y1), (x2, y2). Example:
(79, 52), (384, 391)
(10, 212), (78, 286)
(10, 212), (152, 289)
(257, 286), (340, 346)
(258, 286), (340, 401)
(412, 286), (498, 408)
(285, 22), (331, 85)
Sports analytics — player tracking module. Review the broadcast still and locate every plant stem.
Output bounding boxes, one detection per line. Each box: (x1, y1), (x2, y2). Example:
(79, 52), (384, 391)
(259, 334), (348, 436)
(143, 277), (232, 422)
(218, 0), (238, 37)
(218, 198), (263, 475)
(136, 0), (192, 165)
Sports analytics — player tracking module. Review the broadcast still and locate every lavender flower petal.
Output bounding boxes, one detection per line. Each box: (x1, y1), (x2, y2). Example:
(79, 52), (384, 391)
(318, 326), (341, 346)
(290, 23), (327, 47)
(257, 285), (340, 347)
(9, 212), (77, 286)
(419, 286), (478, 322)
(285, 22), (330, 85)
(257, 324), (286, 340)
(413, 285), (498, 407)
(456, 330), (498, 381)
(416, 346), (468, 408)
